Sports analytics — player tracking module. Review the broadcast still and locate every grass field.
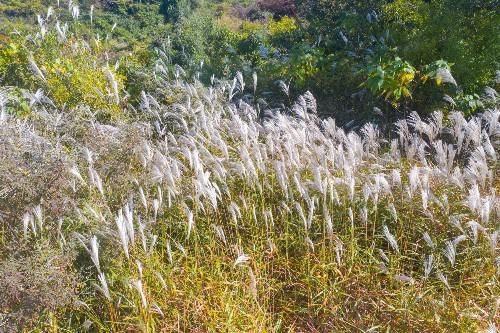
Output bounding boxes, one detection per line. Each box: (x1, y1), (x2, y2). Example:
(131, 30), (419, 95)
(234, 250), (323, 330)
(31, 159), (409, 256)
(0, 3), (498, 333)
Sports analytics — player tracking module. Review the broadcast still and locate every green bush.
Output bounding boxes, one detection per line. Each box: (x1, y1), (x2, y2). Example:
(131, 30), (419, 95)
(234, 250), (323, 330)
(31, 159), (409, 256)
(0, 31), (125, 120)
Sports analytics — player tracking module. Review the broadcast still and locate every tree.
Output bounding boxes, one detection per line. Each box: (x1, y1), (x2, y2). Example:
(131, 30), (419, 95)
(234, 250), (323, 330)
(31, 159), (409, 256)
(160, 0), (201, 23)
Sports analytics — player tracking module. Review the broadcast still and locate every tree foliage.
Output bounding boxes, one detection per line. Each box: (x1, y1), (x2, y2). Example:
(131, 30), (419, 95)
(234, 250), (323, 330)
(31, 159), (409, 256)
(0, 0), (498, 121)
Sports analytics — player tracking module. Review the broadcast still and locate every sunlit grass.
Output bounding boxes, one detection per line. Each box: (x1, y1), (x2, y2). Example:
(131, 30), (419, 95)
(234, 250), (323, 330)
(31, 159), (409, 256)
(0, 11), (498, 333)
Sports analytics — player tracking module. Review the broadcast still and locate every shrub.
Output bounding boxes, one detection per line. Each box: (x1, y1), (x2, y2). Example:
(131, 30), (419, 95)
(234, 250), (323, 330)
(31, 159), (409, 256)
(0, 106), (71, 225)
(257, 0), (296, 19)
(0, 241), (80, 332)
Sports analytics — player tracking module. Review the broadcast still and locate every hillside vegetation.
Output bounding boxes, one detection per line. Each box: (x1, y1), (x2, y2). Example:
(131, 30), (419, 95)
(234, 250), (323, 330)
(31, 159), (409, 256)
(0, 1), (499, 332)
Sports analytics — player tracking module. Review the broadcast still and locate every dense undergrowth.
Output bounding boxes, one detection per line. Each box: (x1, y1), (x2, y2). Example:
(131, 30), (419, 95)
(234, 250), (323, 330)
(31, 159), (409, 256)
(0, 2), (499, 333)
(1, 0), (498, 122)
